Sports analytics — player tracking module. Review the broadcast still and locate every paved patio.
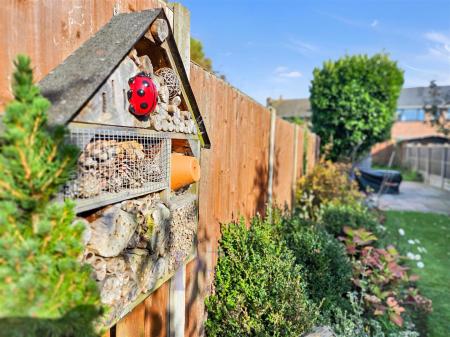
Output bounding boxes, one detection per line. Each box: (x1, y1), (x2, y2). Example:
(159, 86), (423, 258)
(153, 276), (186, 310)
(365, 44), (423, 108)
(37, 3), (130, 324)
(374, 181), (450, 215)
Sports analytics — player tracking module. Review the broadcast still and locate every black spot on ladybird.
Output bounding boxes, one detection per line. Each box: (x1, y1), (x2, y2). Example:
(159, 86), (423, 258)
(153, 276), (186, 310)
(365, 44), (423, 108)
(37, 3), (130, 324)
(137, 89), (145, 97)
(128, 77), (135, 85)
(129, 105), (135, 114)
(143, 80), (150, 87)
(140, 102), (148, 110)
(127, 90), (132, 100)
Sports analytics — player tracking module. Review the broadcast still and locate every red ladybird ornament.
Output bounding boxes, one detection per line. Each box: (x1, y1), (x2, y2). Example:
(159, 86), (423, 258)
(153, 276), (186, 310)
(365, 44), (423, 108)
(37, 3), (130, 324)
(127, 72), (158, 116)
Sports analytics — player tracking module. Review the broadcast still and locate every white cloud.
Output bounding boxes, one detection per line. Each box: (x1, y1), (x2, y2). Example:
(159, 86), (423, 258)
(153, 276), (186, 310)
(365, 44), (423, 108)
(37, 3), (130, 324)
(424, 31), (450, 45)
(274, 66), (303, 79)
(286, 38), (318, 56)
(281, 71), (303, 78)
(371, 20), (379, 28)
(423, 31), (450, 63)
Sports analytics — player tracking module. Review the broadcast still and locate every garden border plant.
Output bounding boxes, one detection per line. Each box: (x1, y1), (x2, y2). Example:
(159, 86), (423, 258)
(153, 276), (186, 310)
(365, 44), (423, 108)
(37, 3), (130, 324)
(205, 211), (318, 337)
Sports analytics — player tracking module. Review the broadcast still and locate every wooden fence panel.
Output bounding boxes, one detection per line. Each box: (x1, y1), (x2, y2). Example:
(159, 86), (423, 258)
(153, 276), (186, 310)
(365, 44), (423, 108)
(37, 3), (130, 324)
(185, 66), (273, 336)
(296, 126), (305, 180)
(0, 0), (167, 111)
(144, 282), (169, 337)
(116, 301), (145, 337)
(307, 131), (318, 173)
(273, 118), (296, 209)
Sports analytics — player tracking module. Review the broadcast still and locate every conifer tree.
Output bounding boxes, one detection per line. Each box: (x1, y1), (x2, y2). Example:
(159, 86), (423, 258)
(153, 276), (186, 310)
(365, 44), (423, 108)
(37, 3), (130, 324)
(0, 55), (101, 336)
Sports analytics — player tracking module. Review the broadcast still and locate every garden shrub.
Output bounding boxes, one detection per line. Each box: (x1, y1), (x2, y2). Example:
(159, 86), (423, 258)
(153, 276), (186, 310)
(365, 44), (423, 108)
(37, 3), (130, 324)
(282, 216), (352, 314)
(205, 214), (318, 337)
(319, 202), (382, 237)
(0, 56), (101, 336)
(296, 158), (362, 220)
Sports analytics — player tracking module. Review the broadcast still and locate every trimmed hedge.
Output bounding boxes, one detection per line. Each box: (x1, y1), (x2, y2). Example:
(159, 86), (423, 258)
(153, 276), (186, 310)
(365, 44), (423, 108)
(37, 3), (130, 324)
(319, 203), (381, 237)
(205, 215), (318, 337)
(282, 216), (352, 313)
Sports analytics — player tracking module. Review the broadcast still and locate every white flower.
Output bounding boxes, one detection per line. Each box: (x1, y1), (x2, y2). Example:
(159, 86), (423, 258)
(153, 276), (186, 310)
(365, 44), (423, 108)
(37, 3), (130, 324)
(408, 239), (415, 245)
(418, 247), (427, 253)
(407, 252), (415, 260)
(415, 239), (421, 244)
(398, 229), (405, 236)
(415, 254), (421, 261)
(379, 225), (386, 231)
(417, 262), (425, 269)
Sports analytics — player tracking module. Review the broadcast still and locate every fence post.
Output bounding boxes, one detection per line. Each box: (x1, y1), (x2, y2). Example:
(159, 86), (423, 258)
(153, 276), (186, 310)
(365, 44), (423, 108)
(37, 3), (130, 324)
(442, 144), (449, 189)
(169, 4), (190, 337)
(291, 125), (299, 209)
(426, 144), (432, 184)
(415, 144), (420, 171)
(267, 107), (276, 207)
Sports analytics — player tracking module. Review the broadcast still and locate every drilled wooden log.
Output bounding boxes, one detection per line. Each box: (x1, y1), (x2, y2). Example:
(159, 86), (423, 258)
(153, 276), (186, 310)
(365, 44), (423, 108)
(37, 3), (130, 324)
(172, 116), (182, 126)
(161, 119), (170, 132)
(179, 122), (186, 133)
(100, 275), (124, 305)
(84, 251), (107, 281)
(167, 104), (179, 114)
(150, 18), (169, 43)
(151, 115), (163, 131)
(170, 96), (181, 107)
(150, 202), (171, 256)
(87, 205), (138, 257)
(138, 55), (153, 74)
(180, 110), (190, 120)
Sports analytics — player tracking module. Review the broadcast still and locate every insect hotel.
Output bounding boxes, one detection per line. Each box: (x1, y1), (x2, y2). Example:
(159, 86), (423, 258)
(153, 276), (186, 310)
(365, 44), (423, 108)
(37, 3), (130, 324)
(38, 9), (210, 327)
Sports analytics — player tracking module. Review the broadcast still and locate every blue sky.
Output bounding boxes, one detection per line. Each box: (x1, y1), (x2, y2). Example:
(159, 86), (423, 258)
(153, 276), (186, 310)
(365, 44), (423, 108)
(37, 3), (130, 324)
(183, 0), (450, 104)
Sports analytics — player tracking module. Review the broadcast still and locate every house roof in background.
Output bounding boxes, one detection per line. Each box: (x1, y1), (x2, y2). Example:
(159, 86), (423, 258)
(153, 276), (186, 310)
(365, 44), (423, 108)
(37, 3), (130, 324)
(397, 85), (450, 108)
(269, 98), (311, 118)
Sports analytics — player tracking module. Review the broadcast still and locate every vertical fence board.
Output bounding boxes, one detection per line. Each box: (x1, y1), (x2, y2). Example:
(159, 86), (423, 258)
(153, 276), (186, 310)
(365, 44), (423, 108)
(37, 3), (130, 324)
(307, 131), (317, 173)
(296, 127), (305, 180)
(273, 118), (296, 209)
(144, 282), (169, 337)
(0, 0), (166, 111)
(117, 302), (145, 337)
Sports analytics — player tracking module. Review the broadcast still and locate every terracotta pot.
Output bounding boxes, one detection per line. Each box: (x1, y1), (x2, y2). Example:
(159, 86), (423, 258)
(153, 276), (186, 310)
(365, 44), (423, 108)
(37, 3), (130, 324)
(170, 153), (201, 190)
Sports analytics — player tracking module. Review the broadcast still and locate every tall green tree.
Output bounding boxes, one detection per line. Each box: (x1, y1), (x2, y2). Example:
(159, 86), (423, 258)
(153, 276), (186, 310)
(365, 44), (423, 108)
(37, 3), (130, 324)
(0, 55), (101, 336)
(190, 37), (212, 71)
(310, 54), (404, 161)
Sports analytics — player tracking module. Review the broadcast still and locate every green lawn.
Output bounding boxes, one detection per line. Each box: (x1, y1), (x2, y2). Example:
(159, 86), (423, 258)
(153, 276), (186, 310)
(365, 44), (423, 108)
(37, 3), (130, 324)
(384, 211), (450, 337)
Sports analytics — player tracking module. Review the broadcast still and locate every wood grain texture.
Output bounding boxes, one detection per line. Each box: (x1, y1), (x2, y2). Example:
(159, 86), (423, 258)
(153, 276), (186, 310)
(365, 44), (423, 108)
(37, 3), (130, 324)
(273, 118), (296, 209)
(0, 0), (167, 111)
(307, 131), (318, 173)
(296, 126), (305, 180)
(144, 282), (169, 337)
(116, 301), (145, 337)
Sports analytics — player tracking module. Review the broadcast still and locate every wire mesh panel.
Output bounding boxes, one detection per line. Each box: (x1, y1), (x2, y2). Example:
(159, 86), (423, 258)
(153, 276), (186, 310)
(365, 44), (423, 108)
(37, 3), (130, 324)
(64, 126), (171, 212)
